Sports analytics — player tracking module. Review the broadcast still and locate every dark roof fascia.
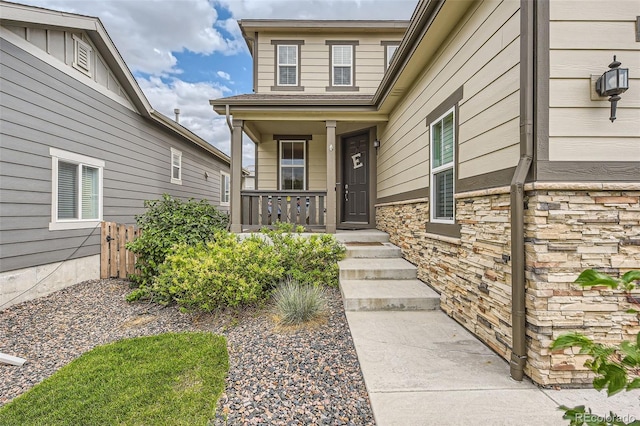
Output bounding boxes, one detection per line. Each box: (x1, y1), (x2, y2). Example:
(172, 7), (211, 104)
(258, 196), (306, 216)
(373, 0), (445, 107)
(239, 19), (410, 31)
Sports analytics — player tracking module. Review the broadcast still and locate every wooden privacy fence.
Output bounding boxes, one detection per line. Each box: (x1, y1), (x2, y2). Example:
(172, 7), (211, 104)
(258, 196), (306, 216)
(100, 221), (139, 279)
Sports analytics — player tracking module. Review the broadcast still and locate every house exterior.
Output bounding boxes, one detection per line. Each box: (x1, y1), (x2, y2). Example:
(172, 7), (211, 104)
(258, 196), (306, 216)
(212, 0), (640, 386)
(0, 1), (232, 309)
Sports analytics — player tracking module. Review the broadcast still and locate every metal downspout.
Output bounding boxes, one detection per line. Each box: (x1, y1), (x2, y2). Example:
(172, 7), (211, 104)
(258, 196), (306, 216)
(510, 0), (535, 381)
(225, 104), (232, 132)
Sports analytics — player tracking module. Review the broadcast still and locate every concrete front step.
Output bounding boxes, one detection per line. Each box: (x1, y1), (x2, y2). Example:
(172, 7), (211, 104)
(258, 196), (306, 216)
(339, 257), (417, 280)
(335, 229), (390, 244)
(341, 279), (440, 311)
(344, 242), (402, 259)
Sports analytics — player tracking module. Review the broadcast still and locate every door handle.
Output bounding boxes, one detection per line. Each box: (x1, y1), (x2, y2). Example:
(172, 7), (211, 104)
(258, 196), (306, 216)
(344, 184), (349, 202)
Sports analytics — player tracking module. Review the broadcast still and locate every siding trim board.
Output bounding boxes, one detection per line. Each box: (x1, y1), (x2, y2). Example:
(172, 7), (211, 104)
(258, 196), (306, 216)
(376, 187), (428, 205)
(537, 161), (640, 182)
(535, 0), (550, 167)
(457, 167), (516, 193)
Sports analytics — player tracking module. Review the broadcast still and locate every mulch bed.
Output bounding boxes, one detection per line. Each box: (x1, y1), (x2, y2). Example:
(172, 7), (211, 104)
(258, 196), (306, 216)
(0, 279), (374, 425)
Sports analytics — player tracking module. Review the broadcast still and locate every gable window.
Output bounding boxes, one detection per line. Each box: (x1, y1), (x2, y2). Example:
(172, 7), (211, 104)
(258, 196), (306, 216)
(326, 41), (359, 91)
(279, 140), (305, 190)
(430, 108), (455, 223)
(50, 148), (104, 230)
(220, 171), (230, 206)
(72, 34), (92, 77)
(271, 40), (304, 91)
(171, 148), (182, 184)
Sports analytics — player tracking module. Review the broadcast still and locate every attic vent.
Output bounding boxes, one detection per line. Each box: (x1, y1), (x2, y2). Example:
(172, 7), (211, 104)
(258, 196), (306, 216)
(72, 35), (92, 76)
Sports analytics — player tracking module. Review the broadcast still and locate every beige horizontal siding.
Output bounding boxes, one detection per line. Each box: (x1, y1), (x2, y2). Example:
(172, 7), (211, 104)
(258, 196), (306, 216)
(550, 0), (640, 20)
(549, 108), (640, 138)
(550, 137), (640, 162)
(548, 2), (640, 162)
(257, 139), (277, 190)
(378, 0), (520, 199)
(550, 78), (640, 108)
(256, 31), (402, 94)
(308, 135), (327, 190)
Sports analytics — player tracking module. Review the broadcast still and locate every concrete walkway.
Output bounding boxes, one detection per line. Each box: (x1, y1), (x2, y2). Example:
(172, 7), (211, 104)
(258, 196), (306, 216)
(336, 230), (640, 426)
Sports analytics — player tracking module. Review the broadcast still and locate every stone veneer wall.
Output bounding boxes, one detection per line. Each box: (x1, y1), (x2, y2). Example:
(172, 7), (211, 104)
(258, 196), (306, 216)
(376, 191), (514, 362)
(376, 183), (640, 386)
(524, 183), (640, 385)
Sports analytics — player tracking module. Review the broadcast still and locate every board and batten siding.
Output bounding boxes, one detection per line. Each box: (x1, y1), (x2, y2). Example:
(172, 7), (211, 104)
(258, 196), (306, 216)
(0, 37), (230, 273)
(4, 24), (134, 110)
(548, 1), (640, 161)
(257, 31), (402, 94)
(377, 0), (521, 200)
(256, 134), (327, 190)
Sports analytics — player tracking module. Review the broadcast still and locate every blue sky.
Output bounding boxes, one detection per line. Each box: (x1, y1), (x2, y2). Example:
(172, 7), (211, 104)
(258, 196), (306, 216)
(16, 0), (417, 166)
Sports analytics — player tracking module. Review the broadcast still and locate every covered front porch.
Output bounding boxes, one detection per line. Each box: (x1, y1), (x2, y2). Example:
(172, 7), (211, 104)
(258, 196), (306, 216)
(212, 97), (388, 233)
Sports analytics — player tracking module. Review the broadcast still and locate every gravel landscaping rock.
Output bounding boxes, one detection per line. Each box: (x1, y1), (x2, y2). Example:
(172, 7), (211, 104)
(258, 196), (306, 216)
(0, 279), (374, 425)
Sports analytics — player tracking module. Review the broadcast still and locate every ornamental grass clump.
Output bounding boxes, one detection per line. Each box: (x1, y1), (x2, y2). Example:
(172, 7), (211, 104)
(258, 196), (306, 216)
(273, 278), (328, 325)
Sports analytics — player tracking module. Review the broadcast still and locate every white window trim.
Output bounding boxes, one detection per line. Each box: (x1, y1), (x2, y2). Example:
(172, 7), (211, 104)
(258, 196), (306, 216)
(279, 140), (306, 190)
(49, 147), (104, 231)
(72, 34), (92, 77)
(277, 44), (298, 86)
(429, 107), (456, 224)
(171, 147), (182, 185)
(220, 171), (230, 206)
(332, 45), (353, 87)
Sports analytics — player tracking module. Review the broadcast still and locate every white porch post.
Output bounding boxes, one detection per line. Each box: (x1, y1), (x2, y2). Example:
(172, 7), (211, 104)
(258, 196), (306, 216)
(326, 120), (337, 233)
(230, 119), (243, 233)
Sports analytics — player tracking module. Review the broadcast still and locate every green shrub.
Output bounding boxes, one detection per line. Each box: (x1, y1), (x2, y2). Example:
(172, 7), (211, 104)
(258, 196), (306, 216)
(151, 233), (284, 311)
(273, 277), (328, 325)
(262, 228), (346, 287)
(550, 269), (640, 426)
(126, 194), (229, 290)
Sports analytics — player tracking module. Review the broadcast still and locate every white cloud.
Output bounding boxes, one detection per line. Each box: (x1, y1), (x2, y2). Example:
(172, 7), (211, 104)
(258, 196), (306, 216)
(138, 76), (234, 153)
(217, 71), (232, 81)
(18, 0), (244, 75)
(218, 0), (416, 19)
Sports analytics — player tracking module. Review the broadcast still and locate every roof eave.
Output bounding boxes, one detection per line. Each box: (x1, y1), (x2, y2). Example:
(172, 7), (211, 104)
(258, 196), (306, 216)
(151, 111), (231, 166)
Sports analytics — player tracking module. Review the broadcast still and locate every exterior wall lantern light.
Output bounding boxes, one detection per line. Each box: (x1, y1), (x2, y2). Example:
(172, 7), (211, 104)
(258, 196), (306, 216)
(595, 55), (629, 122)
(373, 139), (381, 152)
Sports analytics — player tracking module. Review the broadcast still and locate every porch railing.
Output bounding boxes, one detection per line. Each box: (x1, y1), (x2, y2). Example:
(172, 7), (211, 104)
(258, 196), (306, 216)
(241, 190), (327, 231)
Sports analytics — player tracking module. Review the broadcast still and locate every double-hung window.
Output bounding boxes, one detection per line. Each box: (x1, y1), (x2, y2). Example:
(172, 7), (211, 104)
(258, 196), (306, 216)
(220, 171), (230, 206)
(271, 40), (303, 90)
(279, 141), (305, 190)
(277, 45), (298, 86)
(430, 108), (455, 223)
(50, 148), (104, 230)
(326, 41), (358, 90)
(171, 148), (182, 184)
(332, 45), (353, 86)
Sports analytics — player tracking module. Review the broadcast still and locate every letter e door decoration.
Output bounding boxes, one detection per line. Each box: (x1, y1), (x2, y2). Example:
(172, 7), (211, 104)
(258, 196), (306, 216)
(351, 153), (363, 169)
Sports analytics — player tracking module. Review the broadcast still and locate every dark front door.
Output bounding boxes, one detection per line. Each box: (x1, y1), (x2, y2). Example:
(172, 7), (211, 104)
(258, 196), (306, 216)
(342, 133), (369, 223)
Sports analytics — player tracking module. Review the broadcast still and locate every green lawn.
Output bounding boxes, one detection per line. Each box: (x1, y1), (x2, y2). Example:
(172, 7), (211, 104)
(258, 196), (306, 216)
(0, 332), (228, 426)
